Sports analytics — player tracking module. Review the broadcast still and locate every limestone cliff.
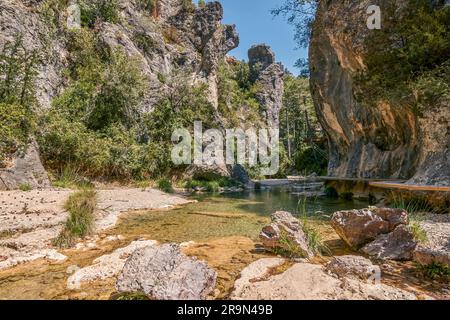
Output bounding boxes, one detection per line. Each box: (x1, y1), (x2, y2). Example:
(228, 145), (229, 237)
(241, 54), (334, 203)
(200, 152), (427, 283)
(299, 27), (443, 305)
(248, 44), (284, 128)
(0, 0), (239, 189)
(309, 0), (449, 186)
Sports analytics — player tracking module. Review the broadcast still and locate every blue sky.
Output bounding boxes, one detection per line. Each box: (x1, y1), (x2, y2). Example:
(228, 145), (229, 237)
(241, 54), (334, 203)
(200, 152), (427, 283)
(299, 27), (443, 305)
(218, 0), (308, 75)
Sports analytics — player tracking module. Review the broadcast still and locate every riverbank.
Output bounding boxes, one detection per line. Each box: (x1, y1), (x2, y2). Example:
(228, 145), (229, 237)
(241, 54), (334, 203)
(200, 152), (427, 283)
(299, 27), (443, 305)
(0, 187), (448, 300)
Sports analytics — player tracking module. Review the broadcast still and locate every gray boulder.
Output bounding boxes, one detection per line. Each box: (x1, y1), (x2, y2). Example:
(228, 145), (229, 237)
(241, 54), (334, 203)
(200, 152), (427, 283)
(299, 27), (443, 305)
(116, 244), (217, 300)
(0, 140), (50, 190)
(361, 225), (417, 261)
(331, 208), (408, 249)
(325, 255), (380, 281)
(260, 211), (313, 258)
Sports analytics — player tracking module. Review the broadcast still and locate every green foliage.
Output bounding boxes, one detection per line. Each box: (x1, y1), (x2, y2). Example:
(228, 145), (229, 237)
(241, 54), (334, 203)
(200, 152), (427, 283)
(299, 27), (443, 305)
(184, 177), (238, 192)
(0, 34), (39, 108)
(137, 0), (157, 12)
(0, 34), (39, 165)
(37, 29), (157, 180)
(414, 262), (450, 281)
(388, 193), (435, 214)
(79, 0), (120, 28)
(52, 166), (94, 189)
(217, 61), (263, 128)
(198, 0), (206, 8)
(357, 1), (450, 114)
(19, 183), (32, 192)
(54, 189), (97, 248)
(0, 103), (33, 165)
(296, 197), (329, 255)
(272, 0), (317, 70)
(133, 31), (158, 55)
(409, 221), (428, 244)
(157, 178), (174, 193)
(181, 0), (195, 13)
(280, 75), (327, 176)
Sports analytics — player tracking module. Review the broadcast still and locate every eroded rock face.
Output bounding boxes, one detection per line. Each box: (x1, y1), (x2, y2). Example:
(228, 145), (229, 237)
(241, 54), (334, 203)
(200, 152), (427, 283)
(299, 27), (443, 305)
(248, 44), (284, 128)
(0, 140), (50, 190)
(309, 0), (449, 185)
(361, 225), (417, 261)
(116, 244), (217, 300)
(331, 208), (408, 249)
(260, 211), (313, 258)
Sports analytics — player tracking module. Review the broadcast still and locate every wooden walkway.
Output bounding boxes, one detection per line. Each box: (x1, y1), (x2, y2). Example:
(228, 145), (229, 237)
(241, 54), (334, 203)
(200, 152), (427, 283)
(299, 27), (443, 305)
(287, 176), (450, 192)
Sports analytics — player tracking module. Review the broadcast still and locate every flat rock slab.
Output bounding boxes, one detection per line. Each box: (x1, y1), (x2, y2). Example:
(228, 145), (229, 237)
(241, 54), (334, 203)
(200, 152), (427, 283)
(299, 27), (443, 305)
(67, 240), (157, 290)
(414, 214), (450, 267)
(0, 188), (192, 271)
(231, 259), (417, 300)
(116, 243), (217, 300)
(95, 188), (195, 230)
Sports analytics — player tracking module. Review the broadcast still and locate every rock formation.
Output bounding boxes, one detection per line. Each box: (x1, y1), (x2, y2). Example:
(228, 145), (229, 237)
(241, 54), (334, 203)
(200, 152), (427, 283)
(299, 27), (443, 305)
(309, 0), (449, 185)
(260, 211), (313, 258)
(231, 258), (417, 300)
(116, 243), (217, 300)
(331, 208), (408, 249)
(361, 225), (417, 260)
(325, 255), (380, 281)
(0, 0), (240, 186)
(248, 44), (284, 128)
(0, 140), (50, 190)
(331, 208), (417, 261)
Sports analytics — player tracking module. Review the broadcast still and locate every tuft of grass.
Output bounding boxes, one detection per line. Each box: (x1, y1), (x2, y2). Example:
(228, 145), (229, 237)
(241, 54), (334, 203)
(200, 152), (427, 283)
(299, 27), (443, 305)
(408, 221), (428, 243)
(388, 192), (434, 213)
(296, 197), (330, 255)
(53, 189), (97, 248)
(157, 178), (174, 193)
(414, 262), (450, 281)
(19, 183), (32, 192)
(52, 166), (94, 189)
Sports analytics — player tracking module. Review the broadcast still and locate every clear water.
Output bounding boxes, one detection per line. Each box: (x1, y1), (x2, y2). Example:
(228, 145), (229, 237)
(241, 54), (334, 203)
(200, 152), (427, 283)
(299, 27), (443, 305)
(192, 183), (369, 218)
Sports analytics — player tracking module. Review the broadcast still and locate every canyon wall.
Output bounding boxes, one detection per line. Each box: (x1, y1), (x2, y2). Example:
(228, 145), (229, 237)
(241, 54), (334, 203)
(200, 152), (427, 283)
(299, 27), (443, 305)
(309, 0), (449, 186)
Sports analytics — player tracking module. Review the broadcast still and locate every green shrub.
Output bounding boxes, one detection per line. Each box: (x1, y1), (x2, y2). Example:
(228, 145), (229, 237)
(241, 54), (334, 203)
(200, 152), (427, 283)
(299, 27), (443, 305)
(157, 178), (174, 193)
(137, 0), (157, 11)
(79, 0), (119, 28)
(19, 183), (32, 192)
(54, 189), (97, 248)
(409, 221), (428, 244)
(357, 1), (450, 113)
(414, 262), (450, 281)
(0, 103), (32, 165)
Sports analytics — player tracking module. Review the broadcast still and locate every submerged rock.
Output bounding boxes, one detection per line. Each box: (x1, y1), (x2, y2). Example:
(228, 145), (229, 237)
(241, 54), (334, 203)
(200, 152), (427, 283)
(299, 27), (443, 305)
(361, 225), (417, 261)
(331, 208), (408, 249)
(260, 211), (313, 258)
(325, 255), (380, 281)
(116, 244), (217, 300)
